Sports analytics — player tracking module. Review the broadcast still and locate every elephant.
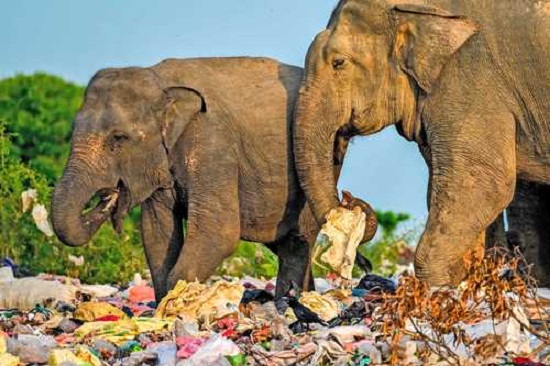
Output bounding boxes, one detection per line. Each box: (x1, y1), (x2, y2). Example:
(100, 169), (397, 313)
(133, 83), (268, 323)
(503, 180), (550, 284)
(293, 0), (550, 286)
(51, 57), (378, 301)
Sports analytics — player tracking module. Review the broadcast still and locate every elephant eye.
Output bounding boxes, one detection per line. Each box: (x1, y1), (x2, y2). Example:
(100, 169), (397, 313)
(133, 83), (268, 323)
(332, 58), (346, 70)
(108, 131), (130, 151)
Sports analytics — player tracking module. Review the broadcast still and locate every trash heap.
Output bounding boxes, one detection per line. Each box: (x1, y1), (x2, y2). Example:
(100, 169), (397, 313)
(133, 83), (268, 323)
(0, 252), (550, 365)
(1, 207), (550, 365)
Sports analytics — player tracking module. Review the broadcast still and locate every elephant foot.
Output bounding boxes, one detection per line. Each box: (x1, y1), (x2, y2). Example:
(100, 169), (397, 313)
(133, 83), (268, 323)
(415, 232), (485, 287)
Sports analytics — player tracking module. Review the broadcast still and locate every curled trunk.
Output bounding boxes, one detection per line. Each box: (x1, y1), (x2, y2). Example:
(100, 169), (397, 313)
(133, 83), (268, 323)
(52, 164), (111, 246)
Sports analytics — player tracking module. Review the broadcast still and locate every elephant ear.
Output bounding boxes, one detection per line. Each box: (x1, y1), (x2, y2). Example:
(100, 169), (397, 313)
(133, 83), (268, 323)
(161, 86), (207, 151)
(392, 4), (479, 93)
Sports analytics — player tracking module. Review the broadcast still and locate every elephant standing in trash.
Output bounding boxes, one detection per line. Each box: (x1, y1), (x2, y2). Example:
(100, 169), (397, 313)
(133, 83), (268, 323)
(292, 0), (550, 286)
(51, 57), (377, 300)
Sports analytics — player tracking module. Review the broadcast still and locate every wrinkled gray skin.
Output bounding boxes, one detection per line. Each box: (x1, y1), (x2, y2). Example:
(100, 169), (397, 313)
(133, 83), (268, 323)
(52, 57), (377, 300)
(294, 0), (550, 286)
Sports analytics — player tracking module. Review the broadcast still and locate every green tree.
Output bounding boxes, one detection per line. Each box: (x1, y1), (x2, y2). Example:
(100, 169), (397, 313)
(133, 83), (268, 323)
(0, 73), (83, 182)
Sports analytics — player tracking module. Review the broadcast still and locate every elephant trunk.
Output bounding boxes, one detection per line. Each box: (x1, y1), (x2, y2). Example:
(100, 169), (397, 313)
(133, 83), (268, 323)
(294, 82), (342, 226)
(52, 160), (112, 246)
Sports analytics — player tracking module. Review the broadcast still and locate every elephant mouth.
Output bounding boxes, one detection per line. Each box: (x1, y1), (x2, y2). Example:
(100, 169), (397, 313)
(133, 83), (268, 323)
(83, 179), (131, 234)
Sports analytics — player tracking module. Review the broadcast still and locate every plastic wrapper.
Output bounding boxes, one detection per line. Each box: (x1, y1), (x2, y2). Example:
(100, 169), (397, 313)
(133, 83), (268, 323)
(74, 302), (128, 322)
(297, 292), (339, 322)
(155, 280), (244, 328)
(48, 349), (82, 365)
(250, 342), (317, 366)
(313, 206), (366, 280)
(32, 204), (54, 237)
(0, 278), (79, 310)
(21, 189), (37, 213)
(0, 353), (19, 366)
(177, 334), (240, 366)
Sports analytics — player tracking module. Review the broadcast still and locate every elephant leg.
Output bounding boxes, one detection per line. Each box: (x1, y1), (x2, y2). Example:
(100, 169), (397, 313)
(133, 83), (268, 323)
(415, 112), (516, 286)
(166, 142), (240, 289)
(141, 189), (183, 301)
(507, 179), (550, 285)
(267, 232), (314, 300)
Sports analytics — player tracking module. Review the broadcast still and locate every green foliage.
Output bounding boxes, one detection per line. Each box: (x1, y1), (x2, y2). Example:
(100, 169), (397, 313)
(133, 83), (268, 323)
(217, 241), (278, 279)
(0, 73), (84, 182)
(359, 210), (416, 277)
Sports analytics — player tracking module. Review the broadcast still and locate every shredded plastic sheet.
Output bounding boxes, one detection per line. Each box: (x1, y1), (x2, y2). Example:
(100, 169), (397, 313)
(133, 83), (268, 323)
(250, 342), (317, 366)
(74, 302), (128, 322)
(155, 280), (244, 328)
(0, 353), (20, 366)
(21, 189), (37, 213)
(297, 291), (340, 322)
(0, 278), (79, 310)
(74, 317), (173, 345)
(177, 333), (240, 365)
(313, 206), (366, 280)
(31, 204), (54, 237)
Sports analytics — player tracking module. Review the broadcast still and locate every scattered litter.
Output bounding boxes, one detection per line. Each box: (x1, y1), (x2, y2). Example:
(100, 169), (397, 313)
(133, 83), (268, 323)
(1, 247), (550, 365)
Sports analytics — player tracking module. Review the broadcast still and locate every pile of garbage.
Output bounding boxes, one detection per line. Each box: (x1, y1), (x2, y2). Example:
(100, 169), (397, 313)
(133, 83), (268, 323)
(1, 207), (549, 365)
(0, 250), (549, 366)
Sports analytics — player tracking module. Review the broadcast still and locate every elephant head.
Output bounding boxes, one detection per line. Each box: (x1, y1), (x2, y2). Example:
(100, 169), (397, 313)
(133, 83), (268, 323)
(52, 67), (206, 246)
(294, 0), (478, 230)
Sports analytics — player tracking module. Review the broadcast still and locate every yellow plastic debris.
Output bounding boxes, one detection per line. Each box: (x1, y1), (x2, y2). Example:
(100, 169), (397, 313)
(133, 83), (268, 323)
(0, 331), (7, 354)
(74, 345), (102, 366)
(132, 317), (174, 333)
(155, 279), (244, 328)
(299, 291), (340, 322)
(48, 349), (81, 365)
(75, 319), (138, 345)
(0, 353), (19, 366)
(74, 301), (127, 322)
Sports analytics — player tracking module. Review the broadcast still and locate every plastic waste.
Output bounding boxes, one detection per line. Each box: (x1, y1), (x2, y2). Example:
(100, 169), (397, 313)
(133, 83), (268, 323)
(74, 302), (128, 322)
(48, 349), (82, 365)
(147, 341), (177, 366)
(177, 334), (240, 366)
(313, 206), (366, 280)
(32, 203), (54, 237)
(297, 291), (339, 322)
(176, 336), (206, 359)
(0, 266), (14, 283)
(355, 274), (397, 293)
(129, 285), (156, 303)
(0, 353), (19, 366)
(250, 342), (317, 366)
(155, 280), (244, 328)
(0, 277), (79, 310)
(21, 188), (37, 213)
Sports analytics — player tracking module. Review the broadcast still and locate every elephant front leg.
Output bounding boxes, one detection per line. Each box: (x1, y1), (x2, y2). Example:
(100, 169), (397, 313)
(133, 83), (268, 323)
(415, 112), (516, 286)
(267, 232), (315, 301)
(141, 189), (184, 301)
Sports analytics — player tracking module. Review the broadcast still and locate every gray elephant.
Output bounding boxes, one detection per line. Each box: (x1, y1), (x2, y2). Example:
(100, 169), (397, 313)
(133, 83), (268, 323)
(293, 0), (550, 286)
(51, 57), (377, 300)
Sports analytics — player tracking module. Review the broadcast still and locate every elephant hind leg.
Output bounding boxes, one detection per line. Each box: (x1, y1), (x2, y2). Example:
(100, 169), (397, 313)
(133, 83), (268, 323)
(507, 180), (550, 285)
(415, 112), (516, 286)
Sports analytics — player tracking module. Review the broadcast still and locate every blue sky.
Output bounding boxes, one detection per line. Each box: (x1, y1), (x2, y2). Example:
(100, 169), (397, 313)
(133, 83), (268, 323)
(1, 0), (428, 221)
